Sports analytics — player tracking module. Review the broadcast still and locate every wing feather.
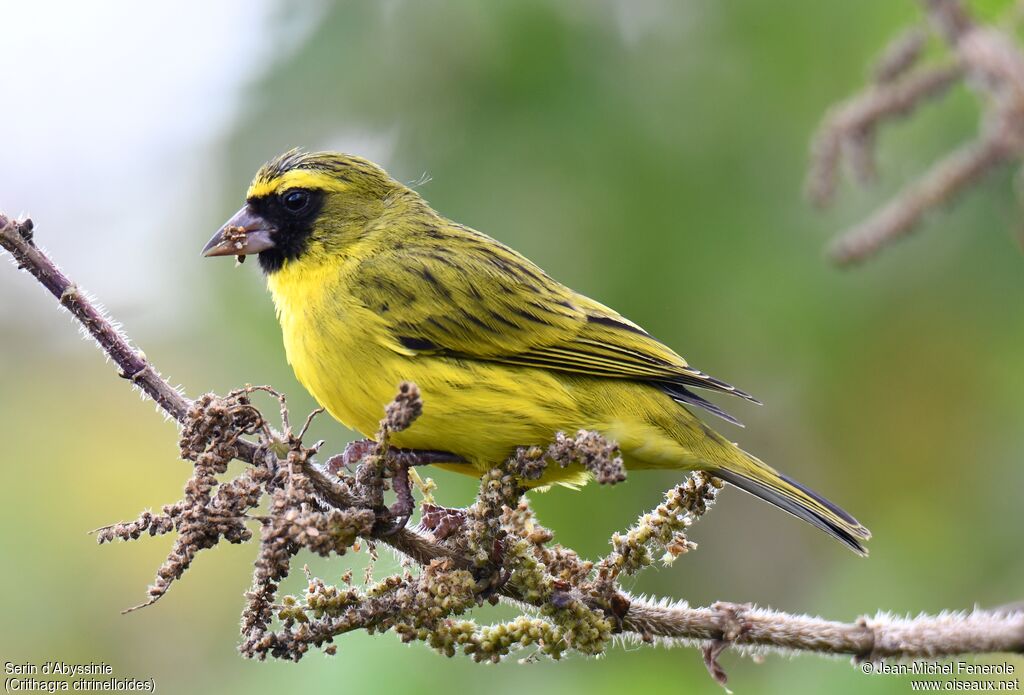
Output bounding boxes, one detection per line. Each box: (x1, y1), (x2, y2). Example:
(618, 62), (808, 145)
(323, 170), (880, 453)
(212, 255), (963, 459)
(351, 224), (758, 422)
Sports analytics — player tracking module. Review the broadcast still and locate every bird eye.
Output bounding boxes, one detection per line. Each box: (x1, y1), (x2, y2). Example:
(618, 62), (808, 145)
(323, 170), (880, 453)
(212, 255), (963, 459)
(281, 189), (310, 214)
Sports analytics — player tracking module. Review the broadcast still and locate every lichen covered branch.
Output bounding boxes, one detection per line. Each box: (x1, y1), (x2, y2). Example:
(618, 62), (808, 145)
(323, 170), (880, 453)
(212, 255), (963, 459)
(3, 215), (1022, 684)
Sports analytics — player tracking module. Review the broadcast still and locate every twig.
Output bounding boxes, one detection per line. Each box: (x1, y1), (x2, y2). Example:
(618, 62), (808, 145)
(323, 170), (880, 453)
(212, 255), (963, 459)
(873, 27), (929, 84)
(827, 136), (1010, 264)
(2, 213), (1022, 677)
(806, 0), (1024, 266)
(621, 600), (1024, 660)
(807, 62), (965, 207)
(0, 213), (191, 419)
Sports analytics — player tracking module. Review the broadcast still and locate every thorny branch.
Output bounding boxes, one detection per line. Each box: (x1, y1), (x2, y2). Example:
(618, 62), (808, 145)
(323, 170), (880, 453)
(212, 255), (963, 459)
(2, 214), (1022, 686)
(807, 0), (1024, 266)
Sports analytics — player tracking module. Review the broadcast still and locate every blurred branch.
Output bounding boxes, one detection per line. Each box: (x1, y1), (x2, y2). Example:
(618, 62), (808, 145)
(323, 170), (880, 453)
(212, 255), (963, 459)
(2, 213), (1022, 685)
(807, 0), (1024, 266)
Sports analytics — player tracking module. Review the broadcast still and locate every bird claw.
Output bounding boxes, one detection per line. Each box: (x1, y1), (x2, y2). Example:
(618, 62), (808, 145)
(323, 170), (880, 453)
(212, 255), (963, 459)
(327, 440), (462, 477)
(420, 504), (468, 541)
(373, 513), (411, 537)
(474, 535), (512, 602)
(338, 439), (379, 471)
(328, 441), (465, 536)
(373, 460), (414, 537)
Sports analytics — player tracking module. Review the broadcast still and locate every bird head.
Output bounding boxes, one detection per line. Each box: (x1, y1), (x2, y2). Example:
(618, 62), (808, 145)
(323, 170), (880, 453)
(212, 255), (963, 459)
(202, 150), (404, 273)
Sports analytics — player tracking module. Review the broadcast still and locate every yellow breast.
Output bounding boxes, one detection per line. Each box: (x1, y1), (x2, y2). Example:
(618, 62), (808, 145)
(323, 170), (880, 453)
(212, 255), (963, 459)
(266, 254), (394, 436)
(264, 254), (587, 478)
(264, 253), (699, 489)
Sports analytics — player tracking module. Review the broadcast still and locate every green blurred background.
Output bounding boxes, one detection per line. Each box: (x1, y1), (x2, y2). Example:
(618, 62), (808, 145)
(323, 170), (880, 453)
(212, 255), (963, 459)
(2, 1), (1021, 693)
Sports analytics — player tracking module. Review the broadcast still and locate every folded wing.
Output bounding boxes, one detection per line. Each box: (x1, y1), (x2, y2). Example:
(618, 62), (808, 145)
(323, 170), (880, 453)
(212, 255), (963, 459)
(352, 223), (758, 424)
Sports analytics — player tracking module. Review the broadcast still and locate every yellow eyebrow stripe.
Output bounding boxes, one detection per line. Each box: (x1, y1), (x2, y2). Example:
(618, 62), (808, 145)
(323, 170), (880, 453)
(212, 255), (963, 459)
(247, 170), (350, 199)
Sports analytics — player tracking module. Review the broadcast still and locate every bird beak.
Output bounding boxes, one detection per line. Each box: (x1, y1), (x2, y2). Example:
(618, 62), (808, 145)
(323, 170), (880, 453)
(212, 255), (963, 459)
(201, 205), (277, 258)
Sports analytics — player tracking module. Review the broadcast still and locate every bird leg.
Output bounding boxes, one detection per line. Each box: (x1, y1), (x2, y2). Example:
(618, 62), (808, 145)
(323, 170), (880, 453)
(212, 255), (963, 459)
(377, 449), (465, 536)
(326, 439), (463, 474)
(374, 462), (415, 536)
(477, 533), (512, 601)
(325, 440), (462, 475)
(325, 442), (465, 536)
(324, 439), (376, 476)
(424, 506), (510, 598)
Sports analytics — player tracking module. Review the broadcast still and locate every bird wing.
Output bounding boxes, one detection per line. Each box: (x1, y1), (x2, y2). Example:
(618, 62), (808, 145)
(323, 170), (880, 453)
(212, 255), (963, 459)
(352, 225), (758, 423)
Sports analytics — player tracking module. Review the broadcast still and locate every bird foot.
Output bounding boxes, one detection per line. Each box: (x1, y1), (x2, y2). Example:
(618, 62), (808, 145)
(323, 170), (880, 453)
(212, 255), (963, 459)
(326, 439), (464, 477)
(364, 446), (464, 536)
(475, 534), (512, 602)
(373, 461), (415, 536)
(420, 503), (468, 541)
(324, 439), (377, 476)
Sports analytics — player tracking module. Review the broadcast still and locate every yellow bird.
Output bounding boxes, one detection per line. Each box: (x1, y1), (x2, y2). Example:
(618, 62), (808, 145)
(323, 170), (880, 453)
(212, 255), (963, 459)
(202, 150), (870, 554)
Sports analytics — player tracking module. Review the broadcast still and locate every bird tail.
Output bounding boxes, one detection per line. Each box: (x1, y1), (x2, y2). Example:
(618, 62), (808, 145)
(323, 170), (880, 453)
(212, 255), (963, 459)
(710, 450), (871, 556)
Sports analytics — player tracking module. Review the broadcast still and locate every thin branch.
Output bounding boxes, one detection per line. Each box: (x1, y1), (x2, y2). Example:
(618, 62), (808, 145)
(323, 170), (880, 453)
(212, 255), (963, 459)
(2, 213), (1022, 677)
(827, 136), (1010, 264)
(621, 601), (1024, 660)
(807, 62), (965, 207)
(806, 0), (1024, 266)
(873, 27), (929, 84)
(0, 213), (191, 420)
